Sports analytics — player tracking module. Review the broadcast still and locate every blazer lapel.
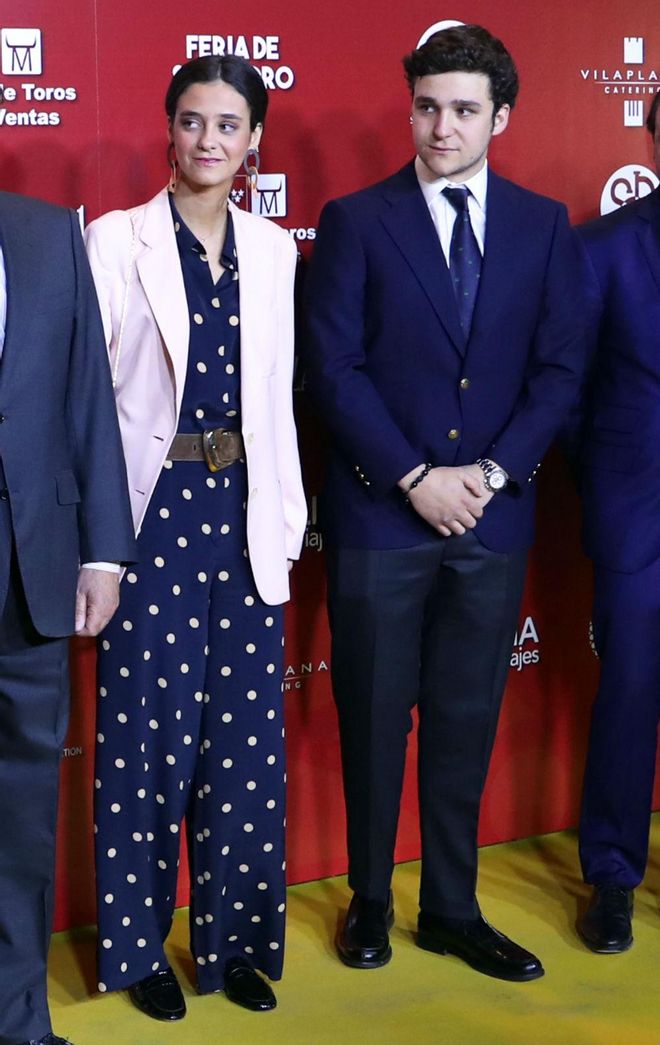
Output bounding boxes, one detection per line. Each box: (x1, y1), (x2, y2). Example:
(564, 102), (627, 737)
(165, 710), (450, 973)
(230, 201), (275, 392)
(635, 188), (660, 294)
(134, 189), (189, 406)
(379, 164), (465, 355)
(0, 196), (45, 388)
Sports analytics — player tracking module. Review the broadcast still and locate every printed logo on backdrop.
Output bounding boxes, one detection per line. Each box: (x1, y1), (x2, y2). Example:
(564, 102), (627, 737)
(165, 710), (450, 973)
(231, 173), (288, 220)
(62, 745), (84, 760)
(0, 27), (78, 126)
(1, 27), (42, 75)
(230, 173), (316, 241)
(600, 164), (659, 214)
(510, 616), (540, 672)
(304, 495), (323, 552)
(177, 34), (295, 90)
(580, 35), (658, 128)
(284, 656), (329, 691)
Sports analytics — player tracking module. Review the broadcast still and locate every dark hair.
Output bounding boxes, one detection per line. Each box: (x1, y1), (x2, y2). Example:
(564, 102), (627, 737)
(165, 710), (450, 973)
(647, 90), (660, 136)
(165, 55), (268, 130)
(403, 24), (519, 113)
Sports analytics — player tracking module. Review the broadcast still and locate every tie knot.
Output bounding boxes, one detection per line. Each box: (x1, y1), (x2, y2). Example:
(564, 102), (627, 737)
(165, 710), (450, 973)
(442, 186), (470, 214)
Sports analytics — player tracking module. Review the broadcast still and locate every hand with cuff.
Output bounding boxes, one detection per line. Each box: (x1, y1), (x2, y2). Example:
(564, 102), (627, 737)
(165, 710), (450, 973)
(400, 463), (494, 537)
(75, 565), (121, 635)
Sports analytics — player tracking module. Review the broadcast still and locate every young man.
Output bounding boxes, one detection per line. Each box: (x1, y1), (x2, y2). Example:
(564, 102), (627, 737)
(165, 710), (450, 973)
(576, 90), (660, 954)
(305, 25), (585, 980)
(0, 187), (135, 1045)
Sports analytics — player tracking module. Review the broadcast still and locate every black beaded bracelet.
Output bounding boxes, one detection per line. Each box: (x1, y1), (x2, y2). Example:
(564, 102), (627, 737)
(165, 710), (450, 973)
(405, 462), (432, 502)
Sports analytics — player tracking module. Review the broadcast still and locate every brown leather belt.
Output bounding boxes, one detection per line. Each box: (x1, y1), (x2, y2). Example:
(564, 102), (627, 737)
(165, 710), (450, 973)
(167, 428), (244, 472)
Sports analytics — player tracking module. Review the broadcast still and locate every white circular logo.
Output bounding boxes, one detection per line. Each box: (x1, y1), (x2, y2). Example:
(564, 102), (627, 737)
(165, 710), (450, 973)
(417, 20), (465, 48)
(600, 164), (659, 215)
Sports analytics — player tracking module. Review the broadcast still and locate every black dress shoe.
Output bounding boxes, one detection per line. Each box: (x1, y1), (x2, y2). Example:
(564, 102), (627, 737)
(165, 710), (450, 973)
(578, 885), (633, 953)
(337, 891), (395, 969)
(417, 911), (544, 981)
(128, 966), (186, 1021)
(224, 957), (276, 1011)
(26, 1036), (74, 1045)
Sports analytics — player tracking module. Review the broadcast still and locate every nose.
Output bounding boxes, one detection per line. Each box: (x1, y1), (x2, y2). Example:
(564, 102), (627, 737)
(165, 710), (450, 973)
(432, 110), (454, 140)
(198, 123), (218, 151)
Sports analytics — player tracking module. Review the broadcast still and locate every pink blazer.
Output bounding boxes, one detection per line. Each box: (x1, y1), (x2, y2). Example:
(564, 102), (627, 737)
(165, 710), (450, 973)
(85, 188), (307, 606)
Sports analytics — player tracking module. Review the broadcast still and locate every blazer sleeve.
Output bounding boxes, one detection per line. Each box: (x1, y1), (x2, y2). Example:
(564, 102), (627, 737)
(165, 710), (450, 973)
(304, 198), (423, 493)
(65, 209), (136, 564)
(486, 206), (590, 486)
(273, 233), (307, 560)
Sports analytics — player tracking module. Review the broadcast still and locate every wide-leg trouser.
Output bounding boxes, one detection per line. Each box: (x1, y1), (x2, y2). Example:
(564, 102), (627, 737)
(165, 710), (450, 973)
(95, 460), (285, 994)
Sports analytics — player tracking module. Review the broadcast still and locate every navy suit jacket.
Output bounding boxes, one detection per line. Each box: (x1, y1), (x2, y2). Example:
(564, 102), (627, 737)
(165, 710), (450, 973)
(577, 187), (660, 573)
(0, 191), (135, 636)
(305, 162), (586, 551)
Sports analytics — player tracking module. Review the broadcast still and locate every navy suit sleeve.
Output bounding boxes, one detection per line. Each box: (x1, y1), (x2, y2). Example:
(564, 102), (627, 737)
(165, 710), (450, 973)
(65, 209), (136, 564)
(487, 206), (589, 485)
(558, 232), (605, 470)
(304, 199), (423, 493)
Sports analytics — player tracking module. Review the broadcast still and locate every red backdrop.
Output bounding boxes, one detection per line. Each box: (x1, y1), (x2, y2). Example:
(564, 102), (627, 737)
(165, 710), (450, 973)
(0, 1), (658, 931)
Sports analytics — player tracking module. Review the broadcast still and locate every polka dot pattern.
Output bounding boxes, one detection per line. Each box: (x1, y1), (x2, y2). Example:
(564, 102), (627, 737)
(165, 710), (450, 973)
(95, 457), (286, 994)
(94, 198), (285, 995)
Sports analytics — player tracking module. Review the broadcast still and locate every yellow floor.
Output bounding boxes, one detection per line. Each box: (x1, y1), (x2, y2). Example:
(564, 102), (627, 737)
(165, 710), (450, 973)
(49, 821), (660, 1045)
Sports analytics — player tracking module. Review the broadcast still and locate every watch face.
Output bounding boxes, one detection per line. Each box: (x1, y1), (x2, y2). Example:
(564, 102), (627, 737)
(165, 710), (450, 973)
(489, 469), (507, 491)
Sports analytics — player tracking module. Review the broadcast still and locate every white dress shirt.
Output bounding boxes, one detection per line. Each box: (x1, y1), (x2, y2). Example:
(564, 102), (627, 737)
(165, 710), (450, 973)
(415, 157), (488, 263)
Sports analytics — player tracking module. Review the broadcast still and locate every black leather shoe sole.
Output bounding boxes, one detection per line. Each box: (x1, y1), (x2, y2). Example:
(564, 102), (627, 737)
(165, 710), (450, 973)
(417, 929), (545, 982)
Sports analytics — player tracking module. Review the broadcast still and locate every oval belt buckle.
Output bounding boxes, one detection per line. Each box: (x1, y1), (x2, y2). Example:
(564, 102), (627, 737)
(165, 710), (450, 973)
(202, 428), (224, 472)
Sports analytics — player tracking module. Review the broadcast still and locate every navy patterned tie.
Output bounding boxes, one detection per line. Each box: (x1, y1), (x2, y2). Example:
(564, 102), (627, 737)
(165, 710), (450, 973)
(442, 186), (482, 338)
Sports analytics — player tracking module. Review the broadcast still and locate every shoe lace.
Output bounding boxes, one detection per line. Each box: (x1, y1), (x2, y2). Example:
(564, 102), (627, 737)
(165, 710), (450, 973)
(597, 885), (630, 910)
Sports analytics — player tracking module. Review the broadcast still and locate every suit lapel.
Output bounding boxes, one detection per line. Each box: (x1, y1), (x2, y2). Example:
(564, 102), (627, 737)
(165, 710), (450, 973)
(379, 164), (465, 355)
(469, 170), (521, 342)
(134, 190), (189, 406)
(635, 188), (660, 294)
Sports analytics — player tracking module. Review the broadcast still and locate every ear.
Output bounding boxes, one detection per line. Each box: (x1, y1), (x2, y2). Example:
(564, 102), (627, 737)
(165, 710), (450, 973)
(491, 104), (510, 138)
(167, 119), (174, 145)
(250, 123), (263, 150)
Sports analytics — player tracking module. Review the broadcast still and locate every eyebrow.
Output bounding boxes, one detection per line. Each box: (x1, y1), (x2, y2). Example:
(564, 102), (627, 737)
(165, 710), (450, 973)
(414, 96), (483, 108)
(178, 109), (244, 120)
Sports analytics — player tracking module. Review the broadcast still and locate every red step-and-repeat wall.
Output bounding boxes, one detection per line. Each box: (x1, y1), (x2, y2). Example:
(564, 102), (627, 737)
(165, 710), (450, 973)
(1, 1), (658, 931)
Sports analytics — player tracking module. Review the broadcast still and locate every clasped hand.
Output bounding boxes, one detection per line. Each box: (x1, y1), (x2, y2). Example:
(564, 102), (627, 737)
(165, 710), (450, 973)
(405, 464), (494, 537)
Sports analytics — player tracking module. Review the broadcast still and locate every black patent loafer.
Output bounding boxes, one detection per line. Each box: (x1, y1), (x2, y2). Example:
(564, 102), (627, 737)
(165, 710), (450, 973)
(223, 957), (276, 1011)
(417, 911), (544, 981)
(127, 966), (186, 1021)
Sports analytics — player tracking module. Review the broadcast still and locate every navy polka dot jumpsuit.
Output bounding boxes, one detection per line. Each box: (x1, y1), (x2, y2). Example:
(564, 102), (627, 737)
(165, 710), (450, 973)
(94, 200), (287, 996)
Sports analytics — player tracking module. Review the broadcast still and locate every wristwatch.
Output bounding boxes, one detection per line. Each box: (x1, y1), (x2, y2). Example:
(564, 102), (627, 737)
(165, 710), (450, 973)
(476, 458), (509, 493)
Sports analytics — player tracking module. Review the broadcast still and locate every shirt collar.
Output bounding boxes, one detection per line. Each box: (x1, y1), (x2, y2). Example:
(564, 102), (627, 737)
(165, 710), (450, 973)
(169, 193), (237, 271)
(415, 157), (488, 214)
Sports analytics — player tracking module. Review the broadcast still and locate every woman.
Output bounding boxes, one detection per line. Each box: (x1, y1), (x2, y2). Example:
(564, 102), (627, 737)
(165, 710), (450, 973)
(85, 55), (307, 1021)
